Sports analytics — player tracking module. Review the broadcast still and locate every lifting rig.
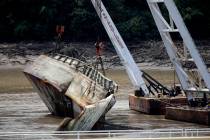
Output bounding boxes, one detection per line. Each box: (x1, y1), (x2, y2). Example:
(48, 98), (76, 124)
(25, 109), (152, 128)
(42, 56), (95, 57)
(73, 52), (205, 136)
(91, 0), (150, 96)
(91, 0), (210, 105)
(91, 0), (172, 98)
(146, 0), (210, 105)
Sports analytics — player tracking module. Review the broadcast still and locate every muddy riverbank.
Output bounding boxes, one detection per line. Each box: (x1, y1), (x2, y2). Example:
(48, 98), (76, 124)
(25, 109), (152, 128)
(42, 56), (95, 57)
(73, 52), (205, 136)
(0, 41), (210, 69)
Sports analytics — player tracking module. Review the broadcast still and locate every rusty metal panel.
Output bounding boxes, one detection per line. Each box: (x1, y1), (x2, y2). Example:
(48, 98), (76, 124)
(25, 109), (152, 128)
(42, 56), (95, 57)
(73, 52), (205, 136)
(129, 94), (188, 115)
(166, 107), (210, 125)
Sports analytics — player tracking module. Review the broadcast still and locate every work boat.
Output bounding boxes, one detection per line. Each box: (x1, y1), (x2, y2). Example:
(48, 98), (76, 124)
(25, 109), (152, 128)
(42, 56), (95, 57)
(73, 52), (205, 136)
(23, 54), (118, 131)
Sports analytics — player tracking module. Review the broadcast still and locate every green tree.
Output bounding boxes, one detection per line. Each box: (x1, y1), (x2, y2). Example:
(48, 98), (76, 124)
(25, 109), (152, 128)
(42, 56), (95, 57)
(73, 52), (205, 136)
(0, 0), (209, 41)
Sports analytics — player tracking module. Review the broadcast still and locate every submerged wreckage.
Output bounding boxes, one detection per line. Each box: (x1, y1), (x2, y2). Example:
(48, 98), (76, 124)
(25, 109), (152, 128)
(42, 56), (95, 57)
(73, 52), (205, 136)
(24, 54), (118, 131)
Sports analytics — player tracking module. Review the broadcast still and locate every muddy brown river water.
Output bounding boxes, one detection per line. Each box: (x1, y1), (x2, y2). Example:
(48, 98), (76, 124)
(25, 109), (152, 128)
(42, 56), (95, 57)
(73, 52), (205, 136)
(0, 68), (209, 139)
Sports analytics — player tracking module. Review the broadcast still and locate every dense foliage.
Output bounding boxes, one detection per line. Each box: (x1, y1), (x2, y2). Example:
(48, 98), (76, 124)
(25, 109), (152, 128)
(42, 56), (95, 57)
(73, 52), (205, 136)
(0, 0), (209, 41)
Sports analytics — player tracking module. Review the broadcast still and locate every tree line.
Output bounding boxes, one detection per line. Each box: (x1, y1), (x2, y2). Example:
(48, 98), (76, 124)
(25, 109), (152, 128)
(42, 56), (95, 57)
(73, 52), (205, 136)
(0, 0), (209, 42)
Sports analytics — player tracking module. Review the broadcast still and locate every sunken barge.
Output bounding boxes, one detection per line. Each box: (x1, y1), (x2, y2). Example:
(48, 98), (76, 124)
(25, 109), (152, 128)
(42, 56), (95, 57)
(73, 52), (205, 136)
(23, 54), (118, 130)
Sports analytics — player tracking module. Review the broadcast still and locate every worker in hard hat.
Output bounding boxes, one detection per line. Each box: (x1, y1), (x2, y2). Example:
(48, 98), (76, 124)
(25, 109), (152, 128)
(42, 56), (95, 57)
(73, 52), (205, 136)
(95, 41), (105, 57)
(54, 25), (65, 53)
(95, 41), (106, 75)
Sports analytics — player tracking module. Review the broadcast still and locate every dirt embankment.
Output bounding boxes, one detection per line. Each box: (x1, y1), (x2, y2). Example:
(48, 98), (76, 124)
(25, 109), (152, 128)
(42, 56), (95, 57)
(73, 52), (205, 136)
(0, 41), (209, 69)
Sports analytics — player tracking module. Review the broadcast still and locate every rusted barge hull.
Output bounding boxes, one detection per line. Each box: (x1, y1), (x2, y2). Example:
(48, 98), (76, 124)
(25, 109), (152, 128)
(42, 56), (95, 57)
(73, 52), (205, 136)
(129, 94), (188, 115)
(23, 54), (118, 130)
(166, 107), (210, 125)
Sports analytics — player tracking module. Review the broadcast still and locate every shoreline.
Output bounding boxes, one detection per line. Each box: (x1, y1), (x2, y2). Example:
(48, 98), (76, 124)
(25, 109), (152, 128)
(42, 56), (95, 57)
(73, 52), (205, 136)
(0, 63), (174, 71)
(0, 41), (209, 71)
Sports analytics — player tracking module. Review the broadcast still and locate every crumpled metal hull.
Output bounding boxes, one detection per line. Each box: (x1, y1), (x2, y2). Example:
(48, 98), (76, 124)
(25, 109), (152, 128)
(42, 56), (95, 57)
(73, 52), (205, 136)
(24, 73), (74, 117)
(66, 94), (115, 131)
(23, 54), (118, 130)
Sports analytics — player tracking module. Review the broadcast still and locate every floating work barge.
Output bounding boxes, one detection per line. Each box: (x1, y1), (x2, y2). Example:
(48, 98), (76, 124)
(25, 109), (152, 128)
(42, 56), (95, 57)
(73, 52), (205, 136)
(129, 90), (210, 125)
(23, 54), (118, 130)
(166, 106), (210, 125)
(129, 94), (188, 115)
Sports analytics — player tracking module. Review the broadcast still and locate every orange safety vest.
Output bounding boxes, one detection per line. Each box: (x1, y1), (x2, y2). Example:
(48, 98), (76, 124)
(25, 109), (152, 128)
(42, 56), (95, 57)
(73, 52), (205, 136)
(95, 42), (103, 56)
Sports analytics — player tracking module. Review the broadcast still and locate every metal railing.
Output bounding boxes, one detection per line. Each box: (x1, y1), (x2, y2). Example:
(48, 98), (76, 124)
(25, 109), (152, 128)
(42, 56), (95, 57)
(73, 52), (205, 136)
(51, 53), (118, 92)
(0, 128), (210, 139)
